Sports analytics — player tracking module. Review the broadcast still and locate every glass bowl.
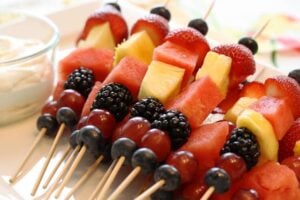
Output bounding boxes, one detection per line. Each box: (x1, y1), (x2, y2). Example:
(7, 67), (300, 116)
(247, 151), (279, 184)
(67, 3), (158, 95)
(0, 11), (60, 125)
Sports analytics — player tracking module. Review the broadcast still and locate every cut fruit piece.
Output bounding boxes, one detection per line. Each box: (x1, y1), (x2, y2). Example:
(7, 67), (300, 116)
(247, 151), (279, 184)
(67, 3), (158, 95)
(59, 48), (114, 82)
(195, 51), (232, 96)
(224, 97), (257, 123)
(240, 81), (266, 99)
(138, 60), (184, 104)
(81, 81), (102, 117)
(237, 109), (278, 163)
(114, 31), (155, 66)
(293, 141), (300, 156)
(217, 84), (242, 114)
(167, 76), (224, 128)
(77, 22), (115, 50)
(131, 14), (169, 46)
(103, 56), (148, 99)
(180, 121), (229, 172)
(153, 41), (198, 88)
(240, 161), (300, 200)
(250, 96), (294, 140)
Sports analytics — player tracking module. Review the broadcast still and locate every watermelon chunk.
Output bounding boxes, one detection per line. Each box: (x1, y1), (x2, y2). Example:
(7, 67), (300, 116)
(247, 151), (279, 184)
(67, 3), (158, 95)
(53, 80), (65, 101)
(240, 161), (300, 200)
(81, 81), (102, 117)
(59, 48), (114, 82)
(180, 121), (229, 172)
(250, 96), (294, 140)
(167, 76), (224, 128)
(103, 56), (148, 98)
(153, 41), (198, 88)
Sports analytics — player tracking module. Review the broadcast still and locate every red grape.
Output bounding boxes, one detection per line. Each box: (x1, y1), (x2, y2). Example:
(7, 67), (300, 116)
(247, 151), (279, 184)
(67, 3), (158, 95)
(58, 89), (85, 116)
(87, 109), (116, 139)
(232, 189), (259, 200)
(281, 156), (300, 182)
(41, 100), (59, 117)
(121, 117), (151, 145)
(181, 180), (207, 200)
(140, 129), (171, 162)
(77, 115), (88, 129)
(216, 152), (247, 182)
(166, 150), (198, 183)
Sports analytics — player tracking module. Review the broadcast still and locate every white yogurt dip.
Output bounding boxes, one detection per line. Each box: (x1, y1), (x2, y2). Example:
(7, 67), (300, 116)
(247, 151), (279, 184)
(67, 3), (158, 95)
(0, 36), (54, 125)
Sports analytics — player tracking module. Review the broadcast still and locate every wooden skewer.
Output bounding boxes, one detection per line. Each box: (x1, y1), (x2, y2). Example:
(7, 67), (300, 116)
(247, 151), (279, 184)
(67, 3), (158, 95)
(9, 128), (47, 183)
(107, 166), (142, 200)
(87, 160), (117, 200)
(200, 186), (215, 200)
(253, 19), (271, 39)
(203, 0), (216, 20)
(64, 154), (104, 200)
(96, 156), (126, 200)
(54, 145), (87, 198)
(134, 179), (166, 200)
(42, 145), (72, 189)
(43, 145), (80, 200)
(31, 123), (66, 196)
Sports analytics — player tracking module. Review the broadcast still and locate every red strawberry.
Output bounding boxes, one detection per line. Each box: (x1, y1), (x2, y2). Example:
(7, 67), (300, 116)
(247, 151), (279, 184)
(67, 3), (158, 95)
(217, 84), (242, 113)
(77, 6), (128, 45)
(212, 44), (255, 88)
(240, 81), (266, 99)
(164, 27), (210, 67)
(265, 76), (300, 118)
(131, 14), (169, 46)
(279, 118), (300, 161)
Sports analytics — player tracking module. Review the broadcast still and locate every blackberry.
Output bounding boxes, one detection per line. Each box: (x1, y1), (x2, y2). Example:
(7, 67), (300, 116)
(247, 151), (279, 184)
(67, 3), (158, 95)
(130, 97), (165, 123)
(220, 127), (260, 170)
(152, 110), (191, 150)
(64, 67), (95, 98)
(91, 83), (133, 121)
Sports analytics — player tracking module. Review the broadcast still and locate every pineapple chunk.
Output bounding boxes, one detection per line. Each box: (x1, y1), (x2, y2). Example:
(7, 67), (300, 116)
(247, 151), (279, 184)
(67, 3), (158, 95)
(114, 31), (155, 66)
(237, 109), (278, 163)
(195, 51), (232, 96)
(138, 61), (185, 104)
(78, 22), (115, 50)
(293, 140), (300, 156)
(225, 97), (258, 123)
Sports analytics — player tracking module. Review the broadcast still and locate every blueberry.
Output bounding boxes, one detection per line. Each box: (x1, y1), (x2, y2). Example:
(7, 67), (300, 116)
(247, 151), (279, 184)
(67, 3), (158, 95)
(69, 130), (79, 149)
(288, 69), (300, 85)
(111, 138), (137, 165)
(106, 2), (121, 12)
(150, 6), (171, 21)
(131, 148), (158, 174)
(56, 107), (78, 128)
(150, 189), (173, 200)
(78, 125), (105, 157)
(154, 164), (181, 191)
(204, 167), (231, 193)
(238, 37), (258, 55)
(188, 18), (208, 36)
(36, 114), (58, 136)
(102, 143), (112, 163)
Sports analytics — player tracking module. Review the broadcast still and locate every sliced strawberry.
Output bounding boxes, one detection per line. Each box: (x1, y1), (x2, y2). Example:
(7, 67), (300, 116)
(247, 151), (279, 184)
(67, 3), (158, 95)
(164, 27), (210, 68)
(212, 44), (255, 88)
(279, 118), (300, 161)
(265, 76), (300, 118)
(240, 81), (266, 99)
(131, 14), (169, 46)
(77, 6), (128, 44)
(217, 84), (242, 113)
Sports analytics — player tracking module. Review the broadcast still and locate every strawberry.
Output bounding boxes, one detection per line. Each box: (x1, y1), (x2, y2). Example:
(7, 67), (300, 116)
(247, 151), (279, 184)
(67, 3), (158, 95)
(217, 84), (242, 113)
(279, 118), (300, 161)
(164, 27), (210, 67)
(212, 44), (255, 88)
(131, 14), (169, 46)
(265, 76), (300, 118)
(240, 81), (266, 99)
(77, 6), (128, 45)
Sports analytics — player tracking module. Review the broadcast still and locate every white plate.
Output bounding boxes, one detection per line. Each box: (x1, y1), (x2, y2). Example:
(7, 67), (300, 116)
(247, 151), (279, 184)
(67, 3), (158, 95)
(0, 1), (285, 200)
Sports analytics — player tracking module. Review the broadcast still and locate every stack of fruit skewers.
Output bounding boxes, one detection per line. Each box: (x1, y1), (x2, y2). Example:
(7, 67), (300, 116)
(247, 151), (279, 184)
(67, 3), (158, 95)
(6, 0), (300, 199)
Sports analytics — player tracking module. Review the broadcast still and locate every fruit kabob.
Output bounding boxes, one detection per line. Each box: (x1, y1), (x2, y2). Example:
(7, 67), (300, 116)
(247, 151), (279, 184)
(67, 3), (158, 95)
(42, 2), (172, 198)
(8, 2), (128, 196)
